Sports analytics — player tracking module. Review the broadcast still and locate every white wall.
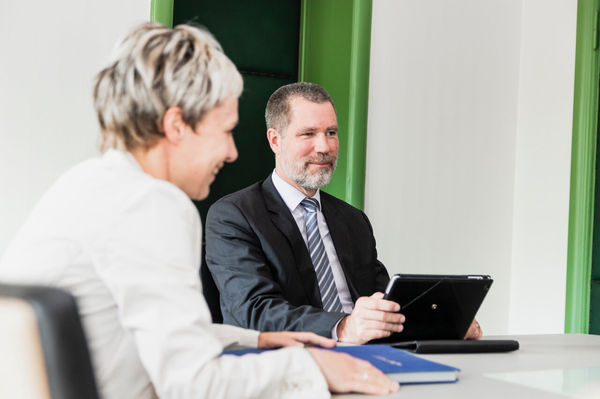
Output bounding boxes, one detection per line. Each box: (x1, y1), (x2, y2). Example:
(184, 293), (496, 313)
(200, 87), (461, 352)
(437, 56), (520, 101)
(366, 0), (576, 335)
(508, 0), (576, 334)
(0, 0), (150, 255)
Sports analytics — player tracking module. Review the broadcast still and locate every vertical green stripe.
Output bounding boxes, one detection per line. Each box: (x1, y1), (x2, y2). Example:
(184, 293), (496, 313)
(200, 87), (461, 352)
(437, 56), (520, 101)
(299, 0), (372, 209)
(565, 0), (599, 333)
(150, 0), (174, 28)
(345, 0), (372, 206)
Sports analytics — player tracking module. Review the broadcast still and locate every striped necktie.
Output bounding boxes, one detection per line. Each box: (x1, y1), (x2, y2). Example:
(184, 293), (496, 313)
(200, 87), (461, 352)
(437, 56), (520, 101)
(300, 197), (343, 312)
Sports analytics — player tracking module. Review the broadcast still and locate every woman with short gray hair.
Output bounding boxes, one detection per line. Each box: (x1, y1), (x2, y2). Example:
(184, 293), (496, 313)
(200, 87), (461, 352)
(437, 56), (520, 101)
(0, 22), (398, 398)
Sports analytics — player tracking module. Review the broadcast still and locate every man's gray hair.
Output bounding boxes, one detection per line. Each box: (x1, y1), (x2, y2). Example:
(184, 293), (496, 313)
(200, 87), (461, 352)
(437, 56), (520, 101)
(94, 22), (243, 150)
(265, 82), (335, 135)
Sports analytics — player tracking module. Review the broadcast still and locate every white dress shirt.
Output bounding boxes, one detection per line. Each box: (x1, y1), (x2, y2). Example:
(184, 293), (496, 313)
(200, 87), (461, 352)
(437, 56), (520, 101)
(0, 150), (328, 399)
(271, 171), (354, 316)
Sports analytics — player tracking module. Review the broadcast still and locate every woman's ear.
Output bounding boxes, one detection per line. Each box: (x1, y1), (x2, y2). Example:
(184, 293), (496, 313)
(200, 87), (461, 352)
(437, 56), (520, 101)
(162, 107), (188, 143)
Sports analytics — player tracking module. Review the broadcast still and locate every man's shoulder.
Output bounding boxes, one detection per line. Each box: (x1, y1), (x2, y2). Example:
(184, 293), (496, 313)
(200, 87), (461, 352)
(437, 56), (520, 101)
(208, 179), (269, 213)
(320, 190), (364, 215)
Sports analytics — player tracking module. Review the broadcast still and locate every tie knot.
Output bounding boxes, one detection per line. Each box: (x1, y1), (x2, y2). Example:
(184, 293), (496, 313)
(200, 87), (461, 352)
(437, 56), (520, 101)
(300, 197), (320, 213)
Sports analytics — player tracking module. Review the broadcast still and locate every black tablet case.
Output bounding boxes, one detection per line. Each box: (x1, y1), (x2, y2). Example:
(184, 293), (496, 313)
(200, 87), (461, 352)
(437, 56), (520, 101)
(369, 274), (514, 354)
(391, 339), (520, 354)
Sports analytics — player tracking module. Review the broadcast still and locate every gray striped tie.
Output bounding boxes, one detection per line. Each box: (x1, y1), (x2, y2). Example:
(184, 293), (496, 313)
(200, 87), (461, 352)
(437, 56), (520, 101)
(300, 197), (343, 313)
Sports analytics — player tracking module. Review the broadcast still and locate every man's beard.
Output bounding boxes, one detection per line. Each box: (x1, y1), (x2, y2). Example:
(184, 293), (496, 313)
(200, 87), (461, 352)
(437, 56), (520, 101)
(280, 152), (338, 191)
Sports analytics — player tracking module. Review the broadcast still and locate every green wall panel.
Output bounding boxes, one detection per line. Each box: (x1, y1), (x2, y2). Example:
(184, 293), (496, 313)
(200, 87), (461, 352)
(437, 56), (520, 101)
(565, 0), (600, 334)
(151, 0), (173, 27)
(299, 0), (372, 209)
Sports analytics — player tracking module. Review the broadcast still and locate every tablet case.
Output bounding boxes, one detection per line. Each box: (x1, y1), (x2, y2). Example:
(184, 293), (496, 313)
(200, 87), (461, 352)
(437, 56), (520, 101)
(391, 339), (520, 354)
(377, 274), (493, 342)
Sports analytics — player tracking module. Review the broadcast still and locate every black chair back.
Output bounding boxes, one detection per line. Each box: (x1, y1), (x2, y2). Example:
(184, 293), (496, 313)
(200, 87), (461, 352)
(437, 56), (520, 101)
(0, 284), (100, 399)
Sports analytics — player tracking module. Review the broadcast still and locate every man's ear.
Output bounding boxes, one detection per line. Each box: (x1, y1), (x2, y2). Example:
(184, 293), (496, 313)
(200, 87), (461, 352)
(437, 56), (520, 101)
(266, 128), (281, 155)
(162, 107), (188, 144)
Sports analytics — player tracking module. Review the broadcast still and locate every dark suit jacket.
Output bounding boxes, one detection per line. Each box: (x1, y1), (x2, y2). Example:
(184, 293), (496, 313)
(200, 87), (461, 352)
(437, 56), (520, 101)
(205, 177), (390, 337)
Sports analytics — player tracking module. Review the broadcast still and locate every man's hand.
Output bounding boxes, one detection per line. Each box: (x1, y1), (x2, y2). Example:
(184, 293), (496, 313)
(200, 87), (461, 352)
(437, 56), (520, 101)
(308, 348), (400, 395)
(464, 318), (482, 340)
(257, 331), (336, 349)
(337, 292), (405, 344)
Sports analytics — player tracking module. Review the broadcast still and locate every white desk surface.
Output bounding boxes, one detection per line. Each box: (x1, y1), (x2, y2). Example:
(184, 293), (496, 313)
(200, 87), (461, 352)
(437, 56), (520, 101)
(337, 334), (600, 399)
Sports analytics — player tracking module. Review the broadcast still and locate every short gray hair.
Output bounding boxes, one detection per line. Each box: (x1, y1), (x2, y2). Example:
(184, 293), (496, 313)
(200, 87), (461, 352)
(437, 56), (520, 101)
(265, 82), (335, 135)
(94, 22), (243, 150)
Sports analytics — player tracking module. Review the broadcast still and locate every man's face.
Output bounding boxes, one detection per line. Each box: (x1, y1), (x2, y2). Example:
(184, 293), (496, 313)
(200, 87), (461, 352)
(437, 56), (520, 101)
(174, 96), (239, 200)
(276, 97), (339, 194)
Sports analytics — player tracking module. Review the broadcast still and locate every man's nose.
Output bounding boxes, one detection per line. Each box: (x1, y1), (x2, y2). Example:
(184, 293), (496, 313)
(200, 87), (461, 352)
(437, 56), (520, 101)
(313, 133), (331, 153)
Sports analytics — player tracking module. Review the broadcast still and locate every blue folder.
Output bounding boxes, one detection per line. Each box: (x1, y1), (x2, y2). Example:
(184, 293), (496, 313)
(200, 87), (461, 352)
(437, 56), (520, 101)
(222, 344), (459, 384)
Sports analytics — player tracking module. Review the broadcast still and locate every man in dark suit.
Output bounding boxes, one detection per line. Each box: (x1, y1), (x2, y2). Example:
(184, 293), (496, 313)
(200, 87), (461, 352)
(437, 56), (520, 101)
(206, 82), (406, 344)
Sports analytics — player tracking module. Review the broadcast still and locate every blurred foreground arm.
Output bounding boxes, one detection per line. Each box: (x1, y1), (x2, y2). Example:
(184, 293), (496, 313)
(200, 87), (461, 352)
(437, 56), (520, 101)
(309, 348), (400, 395)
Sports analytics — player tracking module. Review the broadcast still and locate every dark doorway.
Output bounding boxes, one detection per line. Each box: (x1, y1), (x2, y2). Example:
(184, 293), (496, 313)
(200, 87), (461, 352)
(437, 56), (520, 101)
(173, 0), (302, 223)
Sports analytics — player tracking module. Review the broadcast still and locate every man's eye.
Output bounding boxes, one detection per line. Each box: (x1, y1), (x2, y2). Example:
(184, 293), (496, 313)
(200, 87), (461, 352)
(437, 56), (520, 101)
(327, 130), (337, 136)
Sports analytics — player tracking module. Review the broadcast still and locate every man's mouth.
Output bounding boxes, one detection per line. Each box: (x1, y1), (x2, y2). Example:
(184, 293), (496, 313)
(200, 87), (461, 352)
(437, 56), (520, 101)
(305, 155), (336, 168)
(308, 161), (332, 168)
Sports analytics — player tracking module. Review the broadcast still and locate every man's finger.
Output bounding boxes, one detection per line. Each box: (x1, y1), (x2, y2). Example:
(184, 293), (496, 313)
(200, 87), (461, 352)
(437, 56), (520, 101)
(357, 297), (400, 313)
(355, 308), (405, 324)
(370, 292), (385, 300)
(464, 320), (482, 340)
(348, 327), (395, 343)
(364, 328), (395, 340)
(359, 319), (404, 333)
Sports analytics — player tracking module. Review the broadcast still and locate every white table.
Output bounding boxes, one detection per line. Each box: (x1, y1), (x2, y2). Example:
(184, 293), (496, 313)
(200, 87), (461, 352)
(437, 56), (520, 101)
(338, 334), (600, 398)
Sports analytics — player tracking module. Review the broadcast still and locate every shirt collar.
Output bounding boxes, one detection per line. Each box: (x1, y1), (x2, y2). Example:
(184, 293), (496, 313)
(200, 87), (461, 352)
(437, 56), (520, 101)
(271, 170), (321, 212)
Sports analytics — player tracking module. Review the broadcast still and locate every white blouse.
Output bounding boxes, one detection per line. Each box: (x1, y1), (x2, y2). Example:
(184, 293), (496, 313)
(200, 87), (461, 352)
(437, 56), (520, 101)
(0, 149), (328, 399)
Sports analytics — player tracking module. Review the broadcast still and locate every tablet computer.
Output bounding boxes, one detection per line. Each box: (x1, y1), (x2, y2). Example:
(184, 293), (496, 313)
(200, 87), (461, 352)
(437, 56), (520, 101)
(377, 274), (493, 342)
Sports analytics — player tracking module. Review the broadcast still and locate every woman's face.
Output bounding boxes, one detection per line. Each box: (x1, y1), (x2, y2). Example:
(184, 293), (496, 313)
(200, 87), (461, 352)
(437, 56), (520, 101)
(172, 96), (239, 200)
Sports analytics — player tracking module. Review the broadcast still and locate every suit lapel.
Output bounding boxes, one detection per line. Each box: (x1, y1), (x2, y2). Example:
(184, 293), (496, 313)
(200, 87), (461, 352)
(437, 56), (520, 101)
(321, 194), (361, 300)
(261, 178), (322, 307)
